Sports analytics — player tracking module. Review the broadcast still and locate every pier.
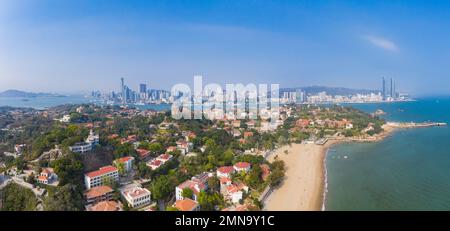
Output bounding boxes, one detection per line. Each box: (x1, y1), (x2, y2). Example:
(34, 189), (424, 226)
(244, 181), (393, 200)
(386, 122), (447, 128)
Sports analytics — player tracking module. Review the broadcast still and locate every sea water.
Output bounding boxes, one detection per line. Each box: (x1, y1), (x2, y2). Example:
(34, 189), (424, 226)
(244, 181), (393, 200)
(325, 97), (450, 210)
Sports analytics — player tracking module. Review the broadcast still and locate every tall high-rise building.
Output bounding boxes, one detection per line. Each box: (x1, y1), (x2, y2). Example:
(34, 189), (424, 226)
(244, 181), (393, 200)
(139, 84), (147, 94)
(392, 80), (397, 99)
(121, 78), (125, 103)
(382, 77), (386, 100)
(296, 89), (305, 104)
(390, 78), (393, 98)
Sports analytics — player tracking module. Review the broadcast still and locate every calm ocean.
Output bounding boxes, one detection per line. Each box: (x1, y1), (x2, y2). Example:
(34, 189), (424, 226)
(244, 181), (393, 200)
(325, 98), (450, 210)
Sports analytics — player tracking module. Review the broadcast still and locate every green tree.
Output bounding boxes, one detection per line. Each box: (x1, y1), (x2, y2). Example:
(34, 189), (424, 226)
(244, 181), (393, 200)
(207, 176), (220, 193)
(246, 164), (263, 188)
(44, 184), (84, 211)
(0, 184), (37, 211)
(181, 188), (194, 199)
(52, 153), (84, 188)
(151, 175), (172, 200)
(149, 143), (163, 153)
(166, 206), (180, 211)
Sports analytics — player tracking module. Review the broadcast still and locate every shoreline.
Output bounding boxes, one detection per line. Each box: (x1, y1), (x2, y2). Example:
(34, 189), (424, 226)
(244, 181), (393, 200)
(264, 124), (399, 211)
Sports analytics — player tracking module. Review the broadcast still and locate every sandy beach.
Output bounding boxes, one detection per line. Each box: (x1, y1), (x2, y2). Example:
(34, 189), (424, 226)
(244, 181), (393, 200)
(264, 124), (398, 211)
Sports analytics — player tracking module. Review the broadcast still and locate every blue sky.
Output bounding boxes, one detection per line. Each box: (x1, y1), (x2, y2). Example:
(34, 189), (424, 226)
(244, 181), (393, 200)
(1, 0), (450, 95)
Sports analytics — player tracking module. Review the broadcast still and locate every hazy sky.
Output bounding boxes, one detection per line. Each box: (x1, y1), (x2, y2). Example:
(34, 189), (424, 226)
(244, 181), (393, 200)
(1, 0), (450, 95)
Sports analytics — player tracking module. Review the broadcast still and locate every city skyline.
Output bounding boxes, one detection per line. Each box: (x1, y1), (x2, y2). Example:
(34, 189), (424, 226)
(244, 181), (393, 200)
(2, 1), (450, 95)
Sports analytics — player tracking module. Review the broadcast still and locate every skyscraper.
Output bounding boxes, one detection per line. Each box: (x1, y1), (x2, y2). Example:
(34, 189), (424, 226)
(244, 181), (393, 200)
(390, 78), (393, 98)
(382, 77), (386, 100)
(121, 77), (125, 102)
(139, 84), (147, 94)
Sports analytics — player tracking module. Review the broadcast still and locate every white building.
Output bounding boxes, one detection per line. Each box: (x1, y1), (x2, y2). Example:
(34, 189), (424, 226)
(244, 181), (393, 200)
(122, 186), (152, 208)
(114, 156), (134, 173)
(175, 172), (213, 202)
(233, 162), (251, 173)
(57, 115), (71, 123)
(86, 129), (99, 146)
(216, 166), (235, 179)
(37, 168), (58, 185)
(69, 142), (93, 154)
(84, 166), (119, 189)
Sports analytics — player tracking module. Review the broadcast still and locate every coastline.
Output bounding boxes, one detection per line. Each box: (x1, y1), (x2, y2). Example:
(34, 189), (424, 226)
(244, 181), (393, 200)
(264, 124), (398, 211)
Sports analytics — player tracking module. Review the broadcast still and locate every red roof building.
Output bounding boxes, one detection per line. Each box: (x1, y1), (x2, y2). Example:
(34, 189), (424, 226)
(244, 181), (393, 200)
(234, 162), (251, 173)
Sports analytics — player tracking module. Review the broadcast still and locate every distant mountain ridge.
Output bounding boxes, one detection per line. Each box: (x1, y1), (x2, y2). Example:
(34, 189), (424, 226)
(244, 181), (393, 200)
(0, 90), (66, 98)
(281, 86), (381, 96)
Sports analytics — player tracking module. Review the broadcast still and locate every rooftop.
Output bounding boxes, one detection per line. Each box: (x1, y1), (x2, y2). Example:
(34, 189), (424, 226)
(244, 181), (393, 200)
(175, 199), (198, 211)
(85, 186), (114, 199)
(86, 166), (118, 178)
(89, 201), (120, 212)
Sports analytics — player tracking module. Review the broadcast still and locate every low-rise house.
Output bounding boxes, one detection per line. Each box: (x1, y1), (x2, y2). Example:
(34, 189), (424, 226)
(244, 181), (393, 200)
(244, 131), (254, 139)
(86, 129), (99, 146)
(87, 201), (121, 212)
(69, 142), (93, 154)
(136, 149), (150, 159)
(234, 162), (251, 173)
(84, 166), (119, 190)
(146, 159), (163, 170)
(260, 164), (271, 181)
(122, 186), (152, 208)
(216, 166), (235, 179)
(220, 181), (249, 204)
(156, 154), (173, 163)
(120, 135), (137, 145)
(175, 199), (200, 211)
(36, 168), (58, 185)
(166, 146), (177, 153)
(175, 172), (213, 202)
(84, 185), (114, 205)
(114, 156), (135, 173)
(176, 140), (193, 155)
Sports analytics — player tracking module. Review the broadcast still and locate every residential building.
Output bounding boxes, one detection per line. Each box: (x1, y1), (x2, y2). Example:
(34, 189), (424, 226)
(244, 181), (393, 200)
(84, 186), (114, 205)
(175, 199), (200, 211)
(86, 129), (99, 146)
(114, 156), (134, 173)
(217, 166), (235, 179)
(87, 201), (121, 212)
(136, 149), (150, 159)
(122, 186), (152, 208)
(146, 159), (163, 170)
(36, 168), (58, 185)
(234, 162), (251, 173)
(84, 166), (119, 189)
(156, 154), (173, 163)
(69, 142), (93, 154)
(175, 172), (213, 201)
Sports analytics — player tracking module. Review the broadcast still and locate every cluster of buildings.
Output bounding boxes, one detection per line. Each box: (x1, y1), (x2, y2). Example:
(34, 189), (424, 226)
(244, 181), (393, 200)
(91, 78), (172, 105)
(83, 156), (153, 211)
(172, 161), (266, 211)
(69, 129), (99, 154)
(280, 78), (410, 104)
